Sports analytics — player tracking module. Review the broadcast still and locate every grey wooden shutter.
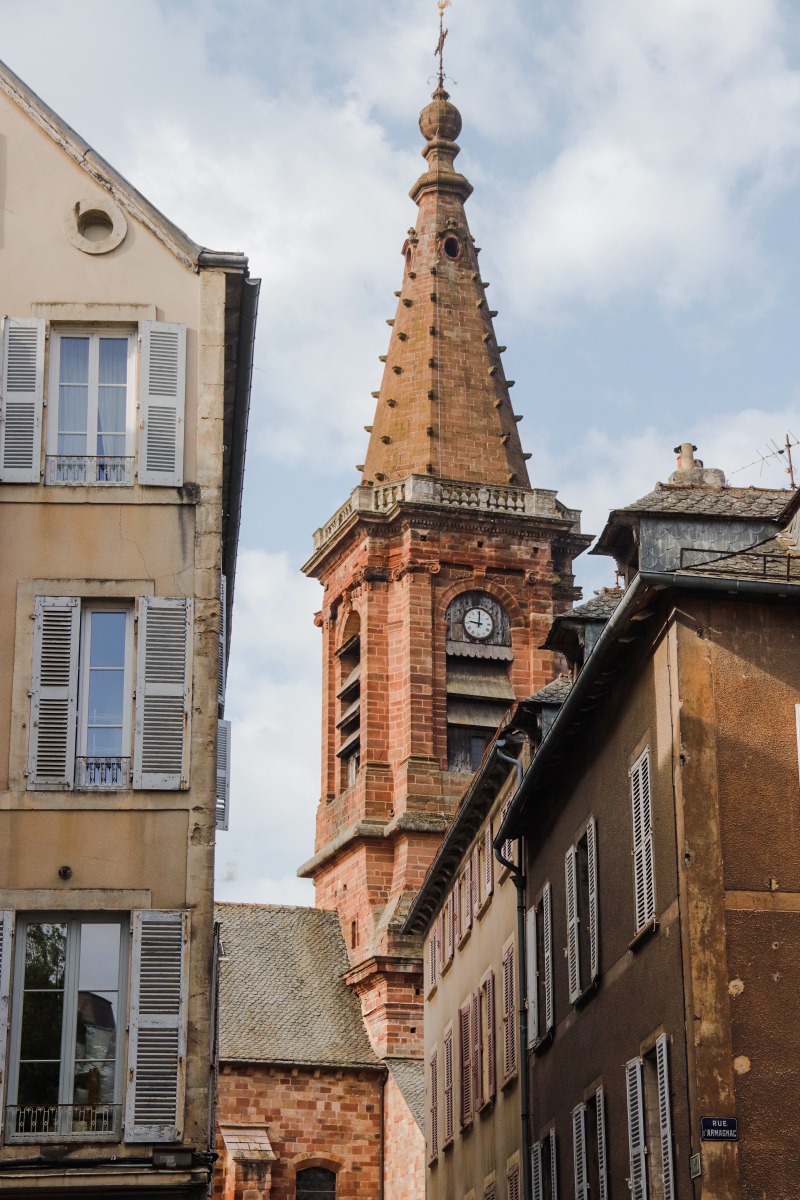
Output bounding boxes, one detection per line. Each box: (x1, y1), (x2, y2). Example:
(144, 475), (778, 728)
(573, 1104), (588, 1200)
(550, 1128), (559, 1199)
(587, 816), (599, 981)
(656, 1035), (675, 1200)
(459, 1004), (472, 1125)
(28, 596), (80, 789)
(133, 597), (193, 790)
(543, 882), (554, 1032)
(526, 904), (538, 1045)
(565, 845), (580, 1002)
(126, 910), (189, 1142)
(485, 821), (494, 895)
(472, 989), (482, 1110)
(1, 317), (44, 483)
(531, 1142), (544, 1200)
(631, 748), (655, 932)
(486, 971), (496, 1100)
(215, 718), (231, 831)
(429, 1051), (438, 1158)
(596, 1086), (608, 1200)
(0, 910), (13, 1139)
(626, 1057), (648, 1200)
(138, 322), (186, 486)
(218, 574), (227, 712)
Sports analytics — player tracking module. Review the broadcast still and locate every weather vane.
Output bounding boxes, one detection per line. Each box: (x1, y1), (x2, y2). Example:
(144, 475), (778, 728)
(435, 0), (451, 89)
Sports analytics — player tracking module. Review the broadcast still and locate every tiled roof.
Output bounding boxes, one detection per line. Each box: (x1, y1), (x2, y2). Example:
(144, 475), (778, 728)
(387, 1058), (426, 1129)
(552, 590), (624, 623)
(618, 484), (789, 519)
(528, 675), (573, 705)
(216, 903), (379, 1068)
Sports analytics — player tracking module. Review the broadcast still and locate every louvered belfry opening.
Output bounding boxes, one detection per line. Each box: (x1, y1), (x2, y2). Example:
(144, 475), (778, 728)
(336, 613), (361, 790)
(445, 592), (515, 772)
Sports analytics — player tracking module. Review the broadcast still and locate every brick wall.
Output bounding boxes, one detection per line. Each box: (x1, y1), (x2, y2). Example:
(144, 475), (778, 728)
(215, 1062), (384, 1200)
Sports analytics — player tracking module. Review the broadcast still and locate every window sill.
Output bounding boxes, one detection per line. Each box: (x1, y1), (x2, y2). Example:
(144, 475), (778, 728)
(441, 955), (453, 976)
(442, 1137), (454, 1153)
(574, 978), (600, 1009)
(476, 895), (492, 921)
(477, 1097), (494, 1117)
(531, 1028), (554, 1056)
(459, 1118), (474, 1136)
(501, 1070), (518, 1091)
(426, 981), (438, 1001)
(629, 918), (659, 953)
(457, 927), (472, 951)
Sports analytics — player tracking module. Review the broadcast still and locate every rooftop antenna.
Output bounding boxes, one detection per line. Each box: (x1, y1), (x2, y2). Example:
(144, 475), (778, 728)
(435, 0), (451, 89)
(729, 431), (799, 488)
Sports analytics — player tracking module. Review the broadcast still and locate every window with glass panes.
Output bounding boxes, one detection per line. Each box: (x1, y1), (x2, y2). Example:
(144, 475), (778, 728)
(47, 330), (134, 485)
(7, 916), (126, 1140)
(76, 606), (133, 789)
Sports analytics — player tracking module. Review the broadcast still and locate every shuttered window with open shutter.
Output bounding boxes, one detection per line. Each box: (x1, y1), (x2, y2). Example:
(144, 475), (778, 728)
(464, 861), (473, 930)
(631, 748), (655, 933)
(218, 574), (227, 713)
(459, 1003), (472, 1126)
(133, 597), (193, 790)
(502, 944), (516, 1078)
(429, 1050), (439, 1158)
(125, 910), (189, 1143)
(573, 1104), (588, 1200)
(484, 821), (494, 896)
(472, 844), (480, 913)
(587, 817), (599, 981)
(626, 1057), (648, 1200)
(472, 989), (482, 1111)
(565, 846), (580, 1003)
(550, 1128), (559, 1199)
(542, 882), (554, 1033)
(28, 596), (80, 789)
(138, 322), (186, 486)
(656, 1035), (675, 1200)
(1, 317), (44, 483)
(526, 903), (538, 1045)
(444, 1028), (454, 1143)
(216, 718), (231, 831)
(0, 910), (13, 1140)
(531, 1142), (544, 1200)
(485, 971), (496, 1101)
(596, 1086), (608, 1200)
(507, 1162), (520, 1200)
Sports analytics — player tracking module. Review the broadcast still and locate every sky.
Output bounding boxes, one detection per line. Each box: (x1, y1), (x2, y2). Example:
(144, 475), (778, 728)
(4, 0), (800, 904)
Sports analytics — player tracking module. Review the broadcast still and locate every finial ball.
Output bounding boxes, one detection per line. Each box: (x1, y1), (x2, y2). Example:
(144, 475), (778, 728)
(419, 89), (462, 143)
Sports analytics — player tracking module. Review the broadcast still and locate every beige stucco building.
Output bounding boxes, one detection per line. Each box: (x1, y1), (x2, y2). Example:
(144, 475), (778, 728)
(0, 60), (258, 1198)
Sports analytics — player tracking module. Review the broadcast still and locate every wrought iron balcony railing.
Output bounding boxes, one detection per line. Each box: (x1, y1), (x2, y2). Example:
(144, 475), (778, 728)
(5, 1103), (121, 1142)
(46, 455), (134, 485)
(75, 756), (130, 791)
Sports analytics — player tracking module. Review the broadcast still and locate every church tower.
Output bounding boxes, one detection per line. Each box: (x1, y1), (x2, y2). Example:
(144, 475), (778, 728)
(299, 86), (590, 1057)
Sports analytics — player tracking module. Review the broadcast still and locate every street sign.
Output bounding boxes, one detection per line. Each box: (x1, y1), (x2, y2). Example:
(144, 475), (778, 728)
(701, 1116), (738, 1142)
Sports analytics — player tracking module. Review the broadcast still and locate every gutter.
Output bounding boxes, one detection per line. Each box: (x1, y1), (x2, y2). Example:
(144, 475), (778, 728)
(222, 275), (261, 639)
(497, 569), (800, 844)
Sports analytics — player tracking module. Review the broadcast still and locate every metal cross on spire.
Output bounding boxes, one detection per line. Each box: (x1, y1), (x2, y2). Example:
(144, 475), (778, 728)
(435, 0), (451, 89)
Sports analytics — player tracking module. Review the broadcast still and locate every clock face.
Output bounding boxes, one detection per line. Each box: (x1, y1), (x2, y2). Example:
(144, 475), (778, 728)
(464, 607), (494, 641)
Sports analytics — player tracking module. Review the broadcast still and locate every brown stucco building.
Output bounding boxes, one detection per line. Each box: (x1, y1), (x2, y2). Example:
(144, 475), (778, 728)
(0, 59), (257, 1198)
(498, 457), (800, 1200)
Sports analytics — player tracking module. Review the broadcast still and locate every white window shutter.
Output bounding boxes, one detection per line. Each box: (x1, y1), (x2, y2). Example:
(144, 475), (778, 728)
(596, 1086), (609, 1200)
(656, 1034), (675, 1200)
(138, 322), (186, 486)
(543, 881), (554, 1032)
(549, 1127), (559, 1199)
(0, 910), (14, 1140)
(565, 846), (580, 1002)
(526, 904), (538, 1046)
(531, 1142), (544, 1200)
(216, 718), (231, 831)
(28, 596), (80, 789)
(587, 816), (599, 981)
(218, 573), (227, 712)
(626, 1057), (648, 1200)
(125, 910), (189, 1143)
(1, 317), (44, 483)
(572, 1104), (588, 1200)
(632, 749), (655, 931)
(133, 597), (193, 790)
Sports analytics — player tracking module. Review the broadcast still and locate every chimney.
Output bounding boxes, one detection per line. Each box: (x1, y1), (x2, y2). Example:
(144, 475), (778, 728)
(668, 442), (726, 488)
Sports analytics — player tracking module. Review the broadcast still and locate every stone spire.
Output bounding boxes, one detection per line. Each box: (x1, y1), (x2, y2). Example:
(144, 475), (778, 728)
(361, 88), (530, 487)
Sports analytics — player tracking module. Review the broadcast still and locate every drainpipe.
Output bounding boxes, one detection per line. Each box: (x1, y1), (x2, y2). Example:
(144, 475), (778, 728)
(494, 739), (532, 1200)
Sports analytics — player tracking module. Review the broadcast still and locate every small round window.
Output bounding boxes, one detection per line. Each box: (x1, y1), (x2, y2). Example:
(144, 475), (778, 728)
(65, 198), (127, 255)
(443, 236), (460, 260)
(78, 209), (114, 243)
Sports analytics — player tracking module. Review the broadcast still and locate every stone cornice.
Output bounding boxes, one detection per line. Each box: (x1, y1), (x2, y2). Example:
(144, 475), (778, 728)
(297, 811), (450, 879)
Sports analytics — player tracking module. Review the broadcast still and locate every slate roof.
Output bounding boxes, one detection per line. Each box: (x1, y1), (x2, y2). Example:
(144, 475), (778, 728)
(216, 903), (380, 1068)
(615, 483), (789, 519)
(387, 1059), (426, 1130)
(528, 675), (573, 706)
(678, 534), (800, 582)
(552, 590), (624, 623)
